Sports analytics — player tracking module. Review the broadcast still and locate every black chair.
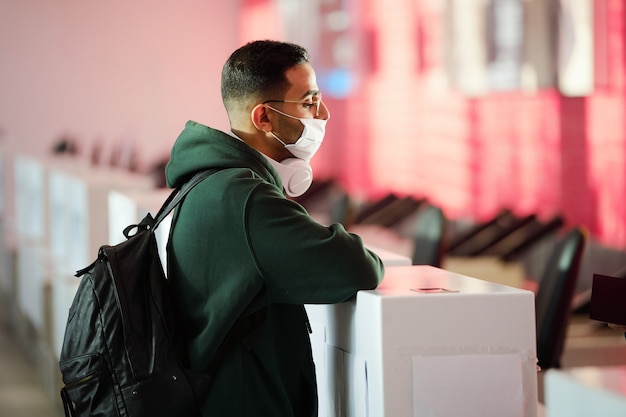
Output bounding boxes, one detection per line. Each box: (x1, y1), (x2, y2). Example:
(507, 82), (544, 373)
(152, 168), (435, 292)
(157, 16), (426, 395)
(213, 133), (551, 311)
(535, 226), (588, 370)
(328, 191), (352, 226)
(499, 215), (565, 262)
(410, 204), (447, 267)
(353, 193), (398, 224)
(448, 209), (517, 256)
(460, 213), (537, 257)
(357, 196), (423, 228)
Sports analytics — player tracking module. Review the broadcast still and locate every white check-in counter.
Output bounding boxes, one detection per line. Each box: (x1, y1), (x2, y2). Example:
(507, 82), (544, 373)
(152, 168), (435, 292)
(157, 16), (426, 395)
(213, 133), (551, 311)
(13, 154), (50, 331)
(306, 245), (410, 417)
(307, 265), (538, 417)
(14, 154), (48, 245)
(47, 163), (155, 358)
(50, 177), (162, 357)
(544, 365), (626, 416)
(47, 164), (154, 277)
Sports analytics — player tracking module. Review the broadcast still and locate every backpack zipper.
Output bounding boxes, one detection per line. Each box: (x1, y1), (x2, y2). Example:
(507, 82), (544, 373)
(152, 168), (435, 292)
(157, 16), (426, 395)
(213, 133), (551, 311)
(64, 368), (100, 389)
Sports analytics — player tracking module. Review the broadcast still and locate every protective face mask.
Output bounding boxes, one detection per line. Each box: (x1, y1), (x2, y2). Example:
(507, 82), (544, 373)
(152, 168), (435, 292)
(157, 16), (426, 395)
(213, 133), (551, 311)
(266, 106), (328, 162)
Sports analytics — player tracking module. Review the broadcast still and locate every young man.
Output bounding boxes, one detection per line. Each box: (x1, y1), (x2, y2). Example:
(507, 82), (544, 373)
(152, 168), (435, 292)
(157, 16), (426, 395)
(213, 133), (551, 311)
(165, 40), (384, 417)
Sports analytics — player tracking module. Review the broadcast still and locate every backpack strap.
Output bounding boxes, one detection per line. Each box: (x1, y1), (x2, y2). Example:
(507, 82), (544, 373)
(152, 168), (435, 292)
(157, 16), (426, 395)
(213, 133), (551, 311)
(153, 169), (220, 230)
(60, 387), (77, 417)
(152, 168), (267, 374)
(117, 169), (220, 242)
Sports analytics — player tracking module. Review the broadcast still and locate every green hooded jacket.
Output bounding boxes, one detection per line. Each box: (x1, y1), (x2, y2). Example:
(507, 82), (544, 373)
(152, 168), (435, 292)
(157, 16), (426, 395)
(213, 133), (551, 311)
(165, 120), (384, 416)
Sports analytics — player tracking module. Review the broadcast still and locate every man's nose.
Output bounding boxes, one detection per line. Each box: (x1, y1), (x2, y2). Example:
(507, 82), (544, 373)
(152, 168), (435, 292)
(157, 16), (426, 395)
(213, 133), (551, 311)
(317, 101), (330, 120)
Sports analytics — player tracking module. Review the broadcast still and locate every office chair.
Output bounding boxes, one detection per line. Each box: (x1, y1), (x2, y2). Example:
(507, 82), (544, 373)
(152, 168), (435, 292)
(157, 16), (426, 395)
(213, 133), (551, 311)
(535, 226), (588, 370)
(462, 213), (537, 257)
(410, 204), (447, 267)
(448, 209), (517, 256)
(352, 193), (398, 224)
(499, 215), (565, 262)
(358, 196), (423, 228)
(328, 191), (352, 226)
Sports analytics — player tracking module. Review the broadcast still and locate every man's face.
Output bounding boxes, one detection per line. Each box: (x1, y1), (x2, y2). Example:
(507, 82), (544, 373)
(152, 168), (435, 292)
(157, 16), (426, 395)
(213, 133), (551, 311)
(265, 63), (330, 146)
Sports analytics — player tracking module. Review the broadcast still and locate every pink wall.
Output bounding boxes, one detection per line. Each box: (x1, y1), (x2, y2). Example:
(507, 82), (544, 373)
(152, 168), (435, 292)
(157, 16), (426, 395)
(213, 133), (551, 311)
(0, 1), (240, 170)
(332, 0), (626, 250)
(2, 0), (626, 250)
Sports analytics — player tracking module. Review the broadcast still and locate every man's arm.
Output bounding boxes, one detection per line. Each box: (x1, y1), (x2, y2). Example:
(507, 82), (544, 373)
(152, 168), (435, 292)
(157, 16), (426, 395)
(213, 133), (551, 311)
(245, 183), (384, 305)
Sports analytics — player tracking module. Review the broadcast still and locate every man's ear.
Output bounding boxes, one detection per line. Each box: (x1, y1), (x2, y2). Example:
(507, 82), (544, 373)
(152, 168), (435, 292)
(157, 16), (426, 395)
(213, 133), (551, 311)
(250, 104), (272, 132)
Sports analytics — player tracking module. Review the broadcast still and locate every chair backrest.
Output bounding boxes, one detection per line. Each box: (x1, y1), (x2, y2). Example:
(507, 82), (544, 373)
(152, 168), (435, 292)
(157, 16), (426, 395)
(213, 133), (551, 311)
(411, 204), (447, 267)
(535, 226), (588, 370)
(499, 215), (565, 262)
(353, 193), (398, 224)
(359, 196), (423, 227)
(329, 191), (352, 225)
(448, 209), (518, 256)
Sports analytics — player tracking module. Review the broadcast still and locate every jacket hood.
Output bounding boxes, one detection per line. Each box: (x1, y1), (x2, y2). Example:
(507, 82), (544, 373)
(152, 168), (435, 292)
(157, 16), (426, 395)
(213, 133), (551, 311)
(165, 120), (277, 188)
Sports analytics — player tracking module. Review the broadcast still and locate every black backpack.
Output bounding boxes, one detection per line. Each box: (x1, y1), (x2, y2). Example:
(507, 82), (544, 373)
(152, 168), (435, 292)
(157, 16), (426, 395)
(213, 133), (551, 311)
(58, 169), (265, 417)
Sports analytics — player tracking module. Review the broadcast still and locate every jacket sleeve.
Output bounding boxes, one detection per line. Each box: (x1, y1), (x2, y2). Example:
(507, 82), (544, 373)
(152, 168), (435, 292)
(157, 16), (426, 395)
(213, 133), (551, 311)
(243, 182), (385, 305)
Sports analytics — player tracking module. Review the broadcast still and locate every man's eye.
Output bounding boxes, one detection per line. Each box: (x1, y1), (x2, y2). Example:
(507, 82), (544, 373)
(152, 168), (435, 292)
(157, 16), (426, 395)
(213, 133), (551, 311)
(302, 102), (315, 108)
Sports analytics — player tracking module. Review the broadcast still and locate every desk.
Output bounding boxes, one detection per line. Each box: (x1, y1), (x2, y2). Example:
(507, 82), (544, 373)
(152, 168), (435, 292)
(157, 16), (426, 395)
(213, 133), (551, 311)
(545, 365), (626, 416)
(308, 265), (538, 417)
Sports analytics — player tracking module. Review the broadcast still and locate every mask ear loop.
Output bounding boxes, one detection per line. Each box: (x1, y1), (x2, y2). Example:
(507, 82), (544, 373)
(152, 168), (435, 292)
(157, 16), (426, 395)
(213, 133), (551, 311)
(262, 105), (302, 148)
(269, 131), (289, 147)
(265, 105), (299, 120)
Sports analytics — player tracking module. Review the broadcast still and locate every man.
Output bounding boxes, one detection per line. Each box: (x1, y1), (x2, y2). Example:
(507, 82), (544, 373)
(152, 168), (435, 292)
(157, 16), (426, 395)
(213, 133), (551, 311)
(165, 40), (385, 416)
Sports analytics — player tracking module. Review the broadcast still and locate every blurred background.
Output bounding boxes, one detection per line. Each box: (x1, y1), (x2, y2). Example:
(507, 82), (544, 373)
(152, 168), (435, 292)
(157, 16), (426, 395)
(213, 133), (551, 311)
(1, 0), (626, 414)
(1, 0), (622, 248)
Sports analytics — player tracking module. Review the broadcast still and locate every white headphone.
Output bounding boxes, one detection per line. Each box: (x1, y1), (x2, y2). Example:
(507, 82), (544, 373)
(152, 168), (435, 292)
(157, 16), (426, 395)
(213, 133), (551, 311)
(265, 157), (313, 197)
(226, 130), (314, 197)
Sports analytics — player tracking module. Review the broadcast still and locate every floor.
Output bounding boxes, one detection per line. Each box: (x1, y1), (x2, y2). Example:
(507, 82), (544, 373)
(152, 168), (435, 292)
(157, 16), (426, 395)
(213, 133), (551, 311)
(0, 324), (65, 417)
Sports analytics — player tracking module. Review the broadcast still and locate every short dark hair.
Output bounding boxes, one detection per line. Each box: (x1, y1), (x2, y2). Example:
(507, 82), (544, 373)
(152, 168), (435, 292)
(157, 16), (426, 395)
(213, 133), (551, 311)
(221, 40), (309, 112)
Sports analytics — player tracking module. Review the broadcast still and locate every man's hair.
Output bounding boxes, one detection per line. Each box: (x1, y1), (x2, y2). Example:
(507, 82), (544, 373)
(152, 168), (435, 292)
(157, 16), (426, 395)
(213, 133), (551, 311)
(221, 40), (309, 113)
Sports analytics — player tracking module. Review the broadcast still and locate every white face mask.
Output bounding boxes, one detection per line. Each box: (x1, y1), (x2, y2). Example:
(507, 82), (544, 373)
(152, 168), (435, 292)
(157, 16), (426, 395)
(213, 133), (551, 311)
(266, 106), (328, 162)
